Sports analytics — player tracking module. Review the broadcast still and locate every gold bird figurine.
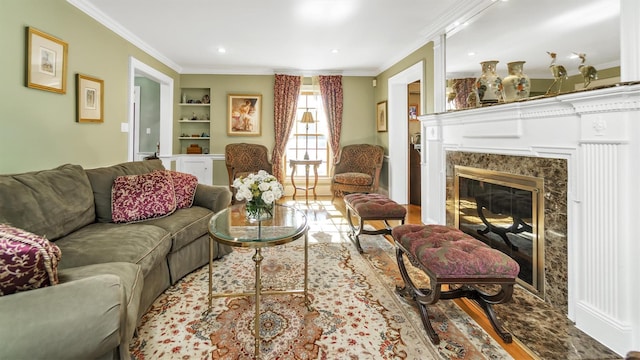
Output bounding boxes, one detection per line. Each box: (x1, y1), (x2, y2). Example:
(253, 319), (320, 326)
(546, 52), (568, 95)
(575, 52), (598, 88)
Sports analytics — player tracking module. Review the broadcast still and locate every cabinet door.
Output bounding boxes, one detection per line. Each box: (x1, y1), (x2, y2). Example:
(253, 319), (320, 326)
(176, 157), (213, 185)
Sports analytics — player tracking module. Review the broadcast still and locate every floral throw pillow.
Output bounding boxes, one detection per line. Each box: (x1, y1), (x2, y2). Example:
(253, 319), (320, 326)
(0, 224), (62, 296)
(162, 170), (198, 209)
(111, 171), (177, 223)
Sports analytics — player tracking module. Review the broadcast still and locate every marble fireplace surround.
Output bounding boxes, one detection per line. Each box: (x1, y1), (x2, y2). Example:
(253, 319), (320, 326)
(419, 84), (640, 356)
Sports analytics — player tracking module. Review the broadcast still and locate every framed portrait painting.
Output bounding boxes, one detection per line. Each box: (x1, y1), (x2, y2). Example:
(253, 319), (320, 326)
(26, 27), (68, 94)
(76, 74), (104, 123)
(228, 94), (262, 136)
(376, 101), (387, 132)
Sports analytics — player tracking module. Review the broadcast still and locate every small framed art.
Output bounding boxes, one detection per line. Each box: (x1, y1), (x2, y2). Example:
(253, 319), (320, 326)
(376, 101), (387, 132)
(228, 94), (262, 136)
(76, 74), (104, 123)
(409, 104), (419, 121)
(26, 27), (68, 94)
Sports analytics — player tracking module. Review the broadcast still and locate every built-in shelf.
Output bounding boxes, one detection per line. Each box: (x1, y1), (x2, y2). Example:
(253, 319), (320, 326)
(178, 120), (210, 123)
(179, 103), (210, 106)
(179, 137), (210, 140)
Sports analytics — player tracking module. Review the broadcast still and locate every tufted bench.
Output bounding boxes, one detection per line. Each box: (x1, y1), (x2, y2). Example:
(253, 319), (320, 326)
(344, 193), (406, 253)
(392, 224), (520, 345)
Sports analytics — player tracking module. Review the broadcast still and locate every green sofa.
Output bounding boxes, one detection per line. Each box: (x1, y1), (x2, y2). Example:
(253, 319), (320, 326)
(0, 160), (232, 359)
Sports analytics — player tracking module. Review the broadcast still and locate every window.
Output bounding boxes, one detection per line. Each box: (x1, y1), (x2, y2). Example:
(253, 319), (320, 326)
(285, 93), (329, 177)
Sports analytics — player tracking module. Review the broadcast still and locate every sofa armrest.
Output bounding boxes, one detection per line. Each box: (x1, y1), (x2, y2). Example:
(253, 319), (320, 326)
(0, 274), (127, 360)
(193, 184), (232, 213)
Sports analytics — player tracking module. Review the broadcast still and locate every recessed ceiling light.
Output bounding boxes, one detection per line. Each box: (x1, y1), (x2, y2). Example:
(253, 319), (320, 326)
(331, 49), (339, 54)
(468, 52), (476, 56)
(218, 47), (226, 54)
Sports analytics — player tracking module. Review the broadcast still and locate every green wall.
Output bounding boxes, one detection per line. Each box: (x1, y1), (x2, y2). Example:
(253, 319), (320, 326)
(0, 0), (411, 180)
(373, 42), (435, 152)
(0, 0), (179, 173)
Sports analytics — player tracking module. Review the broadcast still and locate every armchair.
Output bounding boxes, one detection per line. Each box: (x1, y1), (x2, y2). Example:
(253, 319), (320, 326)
(330, 144), (385, 201)
(225, 143), (273, 198)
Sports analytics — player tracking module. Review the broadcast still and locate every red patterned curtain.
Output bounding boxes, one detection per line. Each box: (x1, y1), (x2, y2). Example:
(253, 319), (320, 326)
(318, 75), (343, 164)
(272, 74), (302, 182)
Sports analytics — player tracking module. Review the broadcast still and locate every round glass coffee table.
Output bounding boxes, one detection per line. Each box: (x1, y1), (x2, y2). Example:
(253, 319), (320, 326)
(207, 203), (310, 359)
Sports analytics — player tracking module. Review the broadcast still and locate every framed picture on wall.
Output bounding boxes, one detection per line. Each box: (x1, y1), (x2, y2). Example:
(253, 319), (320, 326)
(376, 101), (387, 132)
(409, 104), (419, 121)
(26, 27), (68, 94)
(228, 94), (262, 136)
(76, 74), (104, 123)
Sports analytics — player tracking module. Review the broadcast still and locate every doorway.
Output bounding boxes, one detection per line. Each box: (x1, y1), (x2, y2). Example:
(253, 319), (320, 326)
(127, 57), (174, 161)
(388, 61), (424, 205)
(408, 80), (421, 205)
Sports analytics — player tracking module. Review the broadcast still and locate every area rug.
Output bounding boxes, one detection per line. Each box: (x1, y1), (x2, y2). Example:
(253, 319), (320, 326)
(130, 210), (512, 359)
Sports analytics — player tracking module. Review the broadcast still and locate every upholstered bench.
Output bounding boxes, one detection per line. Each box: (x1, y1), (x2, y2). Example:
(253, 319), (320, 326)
(392, 224), (520, 345)
(344, 193), (406, 253)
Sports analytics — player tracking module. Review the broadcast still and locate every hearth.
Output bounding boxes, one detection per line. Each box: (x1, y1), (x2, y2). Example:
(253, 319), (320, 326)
(454, 165), (544, 296)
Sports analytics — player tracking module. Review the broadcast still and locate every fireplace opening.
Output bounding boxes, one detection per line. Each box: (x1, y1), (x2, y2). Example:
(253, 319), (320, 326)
(454, 165), (545, 296)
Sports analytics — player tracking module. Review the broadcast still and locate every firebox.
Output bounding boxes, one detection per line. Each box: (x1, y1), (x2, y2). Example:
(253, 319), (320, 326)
(454, 165), (545, 296)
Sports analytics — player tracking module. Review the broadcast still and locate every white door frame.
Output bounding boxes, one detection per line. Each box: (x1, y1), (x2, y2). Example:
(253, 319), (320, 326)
(127, 57), (174, 160)
(388, 60), (424, 204)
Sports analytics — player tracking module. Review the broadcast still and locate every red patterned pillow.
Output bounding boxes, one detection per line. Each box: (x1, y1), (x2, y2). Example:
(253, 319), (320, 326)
(111, 171), (177, 223)
(162, 170), (198, 209)
(0, 224), (62, 296)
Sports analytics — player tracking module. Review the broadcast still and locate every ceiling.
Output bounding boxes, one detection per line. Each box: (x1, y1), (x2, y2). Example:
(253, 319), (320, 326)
(70, 0), (620, 78)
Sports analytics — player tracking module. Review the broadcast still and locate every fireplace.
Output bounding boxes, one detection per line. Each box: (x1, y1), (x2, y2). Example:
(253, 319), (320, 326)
(454, 165), (544, 296)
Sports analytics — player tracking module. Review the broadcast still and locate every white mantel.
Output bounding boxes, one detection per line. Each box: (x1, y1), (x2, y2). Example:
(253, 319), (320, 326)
(419, 84), (640, 355)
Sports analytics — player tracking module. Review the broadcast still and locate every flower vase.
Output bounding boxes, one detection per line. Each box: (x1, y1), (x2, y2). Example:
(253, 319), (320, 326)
(245, 201), (274, 222)
(475, 60), (503, 105)
(502, 61), (530, 102)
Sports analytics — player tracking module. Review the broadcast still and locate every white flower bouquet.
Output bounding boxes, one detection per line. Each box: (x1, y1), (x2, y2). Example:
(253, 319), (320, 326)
(233, 170), (284, 220)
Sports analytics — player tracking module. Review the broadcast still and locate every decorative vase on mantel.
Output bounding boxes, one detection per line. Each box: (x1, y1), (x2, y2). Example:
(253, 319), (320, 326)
(475, 60), (503, 105)
(502, 61), (531, 102)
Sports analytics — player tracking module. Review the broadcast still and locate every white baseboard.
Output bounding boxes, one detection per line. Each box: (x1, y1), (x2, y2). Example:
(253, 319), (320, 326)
(575, 301), (633, 356)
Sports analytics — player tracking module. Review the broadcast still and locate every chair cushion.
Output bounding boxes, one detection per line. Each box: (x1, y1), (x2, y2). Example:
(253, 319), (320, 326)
(0, 224), (62, 296)
(111, 171), (177, 223)
(392, 224), (520, 279)
(333, 172), (372, 186)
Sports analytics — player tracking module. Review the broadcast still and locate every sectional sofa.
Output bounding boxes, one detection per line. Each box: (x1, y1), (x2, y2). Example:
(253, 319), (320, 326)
(0, 160), (232, 359)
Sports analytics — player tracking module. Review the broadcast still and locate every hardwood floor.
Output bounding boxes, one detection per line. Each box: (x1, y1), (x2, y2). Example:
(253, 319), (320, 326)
(313, 196), (536, 360)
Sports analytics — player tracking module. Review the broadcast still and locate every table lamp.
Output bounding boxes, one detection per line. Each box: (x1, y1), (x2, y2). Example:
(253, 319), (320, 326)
(300, 111), (315, 160)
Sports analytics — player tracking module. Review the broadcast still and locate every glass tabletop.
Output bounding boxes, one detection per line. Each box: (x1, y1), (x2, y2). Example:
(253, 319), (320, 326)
(208, 203), (308, 247)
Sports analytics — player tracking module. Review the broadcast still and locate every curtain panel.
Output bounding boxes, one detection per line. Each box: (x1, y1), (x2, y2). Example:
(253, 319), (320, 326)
(272, 74), (302, 182)
(318, 75), (343, 164)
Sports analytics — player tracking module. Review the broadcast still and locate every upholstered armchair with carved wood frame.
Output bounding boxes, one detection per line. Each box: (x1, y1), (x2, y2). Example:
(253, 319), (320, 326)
(330, 144), (385, 201)
(225, 143), (274, 200)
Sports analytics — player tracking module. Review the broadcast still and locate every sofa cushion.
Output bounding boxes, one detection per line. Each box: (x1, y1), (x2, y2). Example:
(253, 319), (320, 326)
(165, 170), (198, 209)
(142, 206), (213, 253)
(111, 171), (177, 223)
(0, 164), (95, 240)
(85, 160), (165, 223)
(58, 262), (144, 345)
(0, 224), (62, 296)
(55, 222), (171, 277)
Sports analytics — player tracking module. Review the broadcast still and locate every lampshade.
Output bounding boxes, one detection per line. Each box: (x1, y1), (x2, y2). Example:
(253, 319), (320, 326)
(300, 111), (315, 124)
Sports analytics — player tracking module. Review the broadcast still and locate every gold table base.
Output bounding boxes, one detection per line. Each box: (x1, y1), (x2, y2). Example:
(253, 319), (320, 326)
(207, 229), (311, 359)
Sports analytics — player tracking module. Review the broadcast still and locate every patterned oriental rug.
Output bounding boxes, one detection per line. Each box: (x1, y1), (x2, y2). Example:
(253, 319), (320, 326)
(130, 217), (513, 359)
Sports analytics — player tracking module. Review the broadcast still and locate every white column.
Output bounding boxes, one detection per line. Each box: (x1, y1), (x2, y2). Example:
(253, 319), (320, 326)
(620, 0), (640, 81)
